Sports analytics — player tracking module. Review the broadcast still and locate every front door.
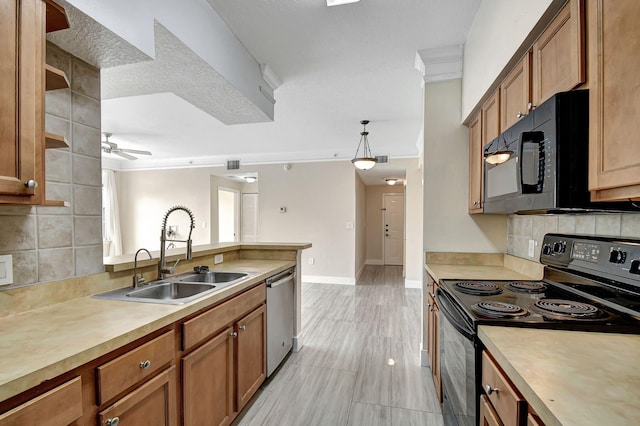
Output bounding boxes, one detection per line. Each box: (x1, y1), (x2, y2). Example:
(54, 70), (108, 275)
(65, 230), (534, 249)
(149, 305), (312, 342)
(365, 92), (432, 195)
(383, 193), (404, 265)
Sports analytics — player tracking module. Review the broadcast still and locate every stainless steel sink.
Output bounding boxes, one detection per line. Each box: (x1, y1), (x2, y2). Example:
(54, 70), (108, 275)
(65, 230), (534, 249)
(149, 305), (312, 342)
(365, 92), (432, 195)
(126, 282), (215, 300)
(177, 271), (248, 284)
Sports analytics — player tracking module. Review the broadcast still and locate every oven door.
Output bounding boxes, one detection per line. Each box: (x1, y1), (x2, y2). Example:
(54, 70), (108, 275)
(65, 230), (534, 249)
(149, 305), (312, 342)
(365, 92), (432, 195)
(436, 288), (478, 426)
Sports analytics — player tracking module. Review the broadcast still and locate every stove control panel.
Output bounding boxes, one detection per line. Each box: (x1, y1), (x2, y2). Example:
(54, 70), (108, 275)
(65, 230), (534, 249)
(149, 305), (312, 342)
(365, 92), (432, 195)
(541, 234), (640, 286)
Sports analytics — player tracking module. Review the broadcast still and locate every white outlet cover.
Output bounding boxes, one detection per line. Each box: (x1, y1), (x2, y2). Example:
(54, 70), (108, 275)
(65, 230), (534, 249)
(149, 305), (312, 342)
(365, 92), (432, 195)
(528, 240), (535, 258)
(214, 254), (224, 264)
(0, 254), (13, 286)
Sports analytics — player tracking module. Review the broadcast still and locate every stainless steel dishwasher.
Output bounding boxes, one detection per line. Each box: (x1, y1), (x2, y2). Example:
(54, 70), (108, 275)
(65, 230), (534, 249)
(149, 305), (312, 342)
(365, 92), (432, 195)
(266, 267), (295, 377)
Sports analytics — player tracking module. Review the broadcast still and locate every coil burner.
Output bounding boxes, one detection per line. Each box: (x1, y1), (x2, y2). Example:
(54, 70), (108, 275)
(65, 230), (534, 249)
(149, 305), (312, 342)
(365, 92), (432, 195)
(530, 299), (612, 321)
(454, 281), (503, 296)
(471, 301), (529, 318)
(505, 281), (547, 294)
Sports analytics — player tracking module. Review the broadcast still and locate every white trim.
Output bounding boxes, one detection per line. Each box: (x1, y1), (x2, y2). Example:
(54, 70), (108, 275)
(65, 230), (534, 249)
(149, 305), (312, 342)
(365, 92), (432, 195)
(405, 279), (421, 289)
(302, 275), (356, 285)
(355, 263), (366, 282)
(421, 349), (430, 367)
(292, 336), (302, 353)
(365, 259), (384, 265)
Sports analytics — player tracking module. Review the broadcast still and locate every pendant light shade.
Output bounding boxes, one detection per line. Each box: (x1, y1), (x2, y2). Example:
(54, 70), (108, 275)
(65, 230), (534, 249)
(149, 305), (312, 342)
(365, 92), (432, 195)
(351, 120), (377, 170)
(484, 134), (514, 165)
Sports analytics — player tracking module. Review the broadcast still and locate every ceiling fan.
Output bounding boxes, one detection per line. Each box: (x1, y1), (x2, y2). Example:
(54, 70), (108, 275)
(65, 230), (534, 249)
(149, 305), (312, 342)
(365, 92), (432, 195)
(101, 132), (152, 160)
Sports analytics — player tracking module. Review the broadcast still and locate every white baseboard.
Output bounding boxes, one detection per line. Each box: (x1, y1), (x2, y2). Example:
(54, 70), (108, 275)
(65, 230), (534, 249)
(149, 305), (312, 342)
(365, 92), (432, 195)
(292, 336), (302, 352)
(365, 259), (384, 265)
(301, 275), (356, 285)
(356, 263), (366, 282)
(421, 349), (430, 367)
(405, 279), (422, 289)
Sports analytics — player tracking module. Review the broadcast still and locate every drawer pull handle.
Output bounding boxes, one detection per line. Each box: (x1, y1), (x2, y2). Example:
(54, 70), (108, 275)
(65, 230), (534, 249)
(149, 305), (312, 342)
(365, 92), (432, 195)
(484, 384), (499, 395)
(106, 417), (120, 426)
(230, 332), (238, 338)
(139, 360), (151, 369)
(239, 325), (246, 331)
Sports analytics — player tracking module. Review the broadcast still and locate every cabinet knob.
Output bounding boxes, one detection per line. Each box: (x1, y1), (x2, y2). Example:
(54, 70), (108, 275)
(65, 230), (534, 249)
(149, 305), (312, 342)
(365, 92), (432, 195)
(528, 102), (536, 111)
(106, 417), (120, 426)
(230, 332), (238, 338)
(239, 325), (246, 331)
(484, 384), (499, 395)
(139, 360), (151, 369)
(516, 111), (526, 118)
(24, 180), (38, 188)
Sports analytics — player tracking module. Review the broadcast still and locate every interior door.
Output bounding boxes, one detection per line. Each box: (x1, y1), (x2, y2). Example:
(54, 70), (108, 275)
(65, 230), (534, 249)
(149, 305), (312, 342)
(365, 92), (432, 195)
(241, 193), (259, 242)
(383, 193), (404, 265)
(218, 187), (240, 242)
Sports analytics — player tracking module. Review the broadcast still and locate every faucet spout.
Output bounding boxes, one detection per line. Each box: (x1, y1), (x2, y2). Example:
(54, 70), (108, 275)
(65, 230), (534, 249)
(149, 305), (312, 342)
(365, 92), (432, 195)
(158, 205), (196, 279)
(133, 248), (153, 288)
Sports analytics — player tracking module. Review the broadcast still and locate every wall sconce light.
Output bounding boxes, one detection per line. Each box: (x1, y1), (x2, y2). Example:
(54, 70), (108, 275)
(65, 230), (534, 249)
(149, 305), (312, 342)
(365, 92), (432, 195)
(244, 176), (257, 183)
(351, 120), (377, 170)
(385, 178), (398, 185)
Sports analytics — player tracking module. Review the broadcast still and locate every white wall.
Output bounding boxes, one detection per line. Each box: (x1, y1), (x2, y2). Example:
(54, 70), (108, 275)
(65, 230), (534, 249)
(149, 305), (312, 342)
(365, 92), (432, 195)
(462, 0), (553, 119)
(423, 79), (506, 253)
(355, 173), (367, 280)
(404, 158), (423, 286)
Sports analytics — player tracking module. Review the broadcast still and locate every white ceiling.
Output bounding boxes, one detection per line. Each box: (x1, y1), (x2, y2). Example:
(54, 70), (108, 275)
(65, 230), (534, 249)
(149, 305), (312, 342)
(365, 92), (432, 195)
(99, 0), (481, 181)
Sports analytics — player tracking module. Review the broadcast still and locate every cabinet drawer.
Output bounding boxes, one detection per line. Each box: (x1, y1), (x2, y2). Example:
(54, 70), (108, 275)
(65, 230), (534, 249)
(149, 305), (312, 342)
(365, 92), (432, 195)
(97, 331), (175, 404)
(183, 283), (266, 351)
(0, 376), (82, 425)
(481, 351), (526, 426)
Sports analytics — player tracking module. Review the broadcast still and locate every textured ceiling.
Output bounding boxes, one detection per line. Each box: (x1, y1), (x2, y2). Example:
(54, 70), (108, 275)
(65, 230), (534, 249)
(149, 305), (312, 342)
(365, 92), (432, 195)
(98, 0), (481, 175)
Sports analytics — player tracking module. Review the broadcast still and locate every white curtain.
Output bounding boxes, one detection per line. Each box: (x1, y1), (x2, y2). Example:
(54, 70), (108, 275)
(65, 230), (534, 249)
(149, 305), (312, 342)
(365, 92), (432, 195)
(102, 170), (123, 257)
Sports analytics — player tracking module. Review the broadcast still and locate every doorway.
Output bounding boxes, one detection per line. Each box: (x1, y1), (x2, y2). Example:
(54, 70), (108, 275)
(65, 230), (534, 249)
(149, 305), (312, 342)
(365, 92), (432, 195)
(383, 193), (404, 265)
(218, 187), (240, 242)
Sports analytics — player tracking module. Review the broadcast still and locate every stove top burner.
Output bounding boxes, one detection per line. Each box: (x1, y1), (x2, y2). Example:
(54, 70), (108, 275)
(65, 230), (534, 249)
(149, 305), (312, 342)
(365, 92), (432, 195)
(454, 281), (503, 296)
(505, 281), (547, 294)
(471, 301), (529, 318)
(529, 299), (611, 321)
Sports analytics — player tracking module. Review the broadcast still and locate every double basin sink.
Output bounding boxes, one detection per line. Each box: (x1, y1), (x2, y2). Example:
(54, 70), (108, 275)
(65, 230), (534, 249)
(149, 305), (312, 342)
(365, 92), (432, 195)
(94, 270), (252, 305)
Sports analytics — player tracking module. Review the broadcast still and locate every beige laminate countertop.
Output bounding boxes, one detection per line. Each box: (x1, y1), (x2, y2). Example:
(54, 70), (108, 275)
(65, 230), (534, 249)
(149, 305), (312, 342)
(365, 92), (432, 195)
(0, 259), (294, 402)
(425, 253), (544, 282)
(479, 326), (640, 426)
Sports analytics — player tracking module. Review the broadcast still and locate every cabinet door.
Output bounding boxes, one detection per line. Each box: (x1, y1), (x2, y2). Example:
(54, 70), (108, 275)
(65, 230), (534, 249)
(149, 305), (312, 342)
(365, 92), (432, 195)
(587, 0), (640, 200)
(0, 0), (44, 201)
(98, 367), (177, 426)
(182, 327), (234, 426)
(500, 53), (531, 130)
(236, 304), (266, 410)
(482, 90), (500, 144)
(427, 292), (441, 402)
(479, 395), (503, 426)
(468, 111), (483, 213)
(532, 0), (584, 106)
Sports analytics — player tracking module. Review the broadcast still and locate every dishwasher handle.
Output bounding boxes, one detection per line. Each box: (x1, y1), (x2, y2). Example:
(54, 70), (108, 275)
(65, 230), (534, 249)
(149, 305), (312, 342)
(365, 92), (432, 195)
(267, 269), (295, 288)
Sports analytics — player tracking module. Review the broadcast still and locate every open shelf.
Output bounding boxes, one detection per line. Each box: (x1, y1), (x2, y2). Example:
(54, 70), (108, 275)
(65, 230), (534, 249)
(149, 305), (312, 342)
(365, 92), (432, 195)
(45, 64), (69, 91)
(43, 200), (70, 207)
(45, 0), (70, 33)
(45, 132), (69, 149)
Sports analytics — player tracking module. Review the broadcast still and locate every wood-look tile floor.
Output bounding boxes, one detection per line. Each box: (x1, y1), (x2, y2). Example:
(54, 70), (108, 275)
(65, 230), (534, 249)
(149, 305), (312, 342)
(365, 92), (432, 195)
(233, 266), (443, 426)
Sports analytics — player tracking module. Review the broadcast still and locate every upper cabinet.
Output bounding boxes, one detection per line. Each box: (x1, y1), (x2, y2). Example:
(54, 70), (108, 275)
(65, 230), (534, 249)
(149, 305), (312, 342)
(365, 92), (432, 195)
(531, 0), (585, 106)
(587, 0), (640, 200)
(468, 111), (483, 213)
(482, 90), (501, 145)
(0, 0), (69, 205)
(500, 53), (532, 130)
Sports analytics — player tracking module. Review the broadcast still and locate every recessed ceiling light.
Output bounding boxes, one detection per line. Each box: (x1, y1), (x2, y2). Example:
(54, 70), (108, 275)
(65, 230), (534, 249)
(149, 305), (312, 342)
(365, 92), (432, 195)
(327, 0), (360, 7)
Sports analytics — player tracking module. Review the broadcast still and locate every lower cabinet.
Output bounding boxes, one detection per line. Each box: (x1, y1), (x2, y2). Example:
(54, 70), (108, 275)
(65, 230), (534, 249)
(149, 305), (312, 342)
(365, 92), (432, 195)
(426, 273), (442, 401)
(236, 304), (267, 410)
(98, 367), (176, 426)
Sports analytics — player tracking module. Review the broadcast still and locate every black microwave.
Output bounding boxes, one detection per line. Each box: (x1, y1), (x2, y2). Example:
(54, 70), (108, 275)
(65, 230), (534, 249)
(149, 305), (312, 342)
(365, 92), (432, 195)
(483, 90), (636, 214)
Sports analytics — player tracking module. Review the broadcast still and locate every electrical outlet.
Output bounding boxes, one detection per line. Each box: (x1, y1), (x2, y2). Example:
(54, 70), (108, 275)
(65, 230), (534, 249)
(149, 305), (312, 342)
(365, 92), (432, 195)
(0, 254), (13, 286)
(308, 257), (315, 265)
(214, 254), (224, 264)
(528, 239), (535, 258)
(346, 222), (354, 229)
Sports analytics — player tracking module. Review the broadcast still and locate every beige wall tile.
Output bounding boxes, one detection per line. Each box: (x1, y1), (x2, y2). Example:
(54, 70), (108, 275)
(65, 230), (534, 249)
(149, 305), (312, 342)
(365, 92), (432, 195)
(38, 216), (73, 249)
(44, 115), (71, 140)
(514, 216), (533, 238)
(558, 215), (577, 234)
(532, 216), (558, 241)
(74, 216), (102, 246)
(35, 204), (72, 216)
(71, 93), (100, 128)
(75, 246), (104, 276)
(45, 182), (71, 204)
(576, 216), (596, 234)
(0, 206), (35, 215)
(38, 248), (74, 282)
(45, 149), (71, 183)
(595, 214), (621, 236)
(621, 214), (640, 237)
(0, 216), (36, 251)
(71, 59), (100, 100)
(72, 155), (101, 186)
(8, 251), (37, 286)
(45, 89), (71, 119)
(72, 123), (101, 158)
(45, 42), (71, 76)
(73, 186), (102, 215)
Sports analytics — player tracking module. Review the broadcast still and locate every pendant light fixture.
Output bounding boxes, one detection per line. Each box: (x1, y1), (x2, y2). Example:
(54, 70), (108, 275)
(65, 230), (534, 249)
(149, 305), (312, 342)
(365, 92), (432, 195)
(351, 120), (377, 170)
(484, 134), (514, 165)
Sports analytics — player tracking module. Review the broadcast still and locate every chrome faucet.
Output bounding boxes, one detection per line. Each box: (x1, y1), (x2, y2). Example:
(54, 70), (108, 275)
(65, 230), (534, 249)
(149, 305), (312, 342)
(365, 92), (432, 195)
(159, 205), (195, 279)
(133, 248), (153, 288)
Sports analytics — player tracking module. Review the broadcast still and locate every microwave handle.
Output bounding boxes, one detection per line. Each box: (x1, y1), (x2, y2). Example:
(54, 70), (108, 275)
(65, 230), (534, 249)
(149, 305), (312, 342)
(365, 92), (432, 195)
(520, 131), (545, 194)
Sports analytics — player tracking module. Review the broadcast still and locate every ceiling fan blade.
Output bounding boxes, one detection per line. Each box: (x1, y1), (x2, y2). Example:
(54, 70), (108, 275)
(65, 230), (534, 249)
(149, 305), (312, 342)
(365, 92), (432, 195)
(120, 148), (152, 155)
(115, 151), (137, 160)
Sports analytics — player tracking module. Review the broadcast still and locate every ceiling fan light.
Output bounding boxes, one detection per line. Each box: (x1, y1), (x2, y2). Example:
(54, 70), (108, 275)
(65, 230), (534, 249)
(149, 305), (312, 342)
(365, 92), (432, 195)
(484, 150), (513, 165)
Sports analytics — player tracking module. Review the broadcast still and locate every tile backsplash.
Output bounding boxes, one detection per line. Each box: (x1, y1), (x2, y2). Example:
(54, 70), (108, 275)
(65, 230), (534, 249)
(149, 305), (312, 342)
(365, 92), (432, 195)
(0, 44), (103, 287)
(507, 213), (640, 261)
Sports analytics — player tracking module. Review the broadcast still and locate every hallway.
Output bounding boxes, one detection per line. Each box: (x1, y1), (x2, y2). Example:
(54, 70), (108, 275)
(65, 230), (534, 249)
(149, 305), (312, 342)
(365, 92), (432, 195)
(233, 266), (443, 425)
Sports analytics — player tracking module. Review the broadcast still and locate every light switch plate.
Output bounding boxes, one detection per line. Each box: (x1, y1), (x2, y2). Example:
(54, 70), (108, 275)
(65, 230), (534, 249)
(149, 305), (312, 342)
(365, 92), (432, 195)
(528, 239), (535, 258)
(0, 254), (13, 286)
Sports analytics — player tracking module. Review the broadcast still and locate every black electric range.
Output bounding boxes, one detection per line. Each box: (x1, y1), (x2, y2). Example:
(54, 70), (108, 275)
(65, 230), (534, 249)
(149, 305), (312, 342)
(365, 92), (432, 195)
(436, 234), (640, 426)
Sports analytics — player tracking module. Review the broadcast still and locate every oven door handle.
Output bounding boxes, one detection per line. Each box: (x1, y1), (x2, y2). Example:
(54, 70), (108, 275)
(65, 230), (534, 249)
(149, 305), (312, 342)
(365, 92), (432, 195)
(436, 288), (475, 340)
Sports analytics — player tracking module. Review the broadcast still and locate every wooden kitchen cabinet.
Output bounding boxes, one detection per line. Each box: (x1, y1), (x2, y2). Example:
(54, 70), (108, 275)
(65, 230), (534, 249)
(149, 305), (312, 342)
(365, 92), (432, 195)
(481, 351), (529, 426)
(426, 274), (441, 401)
(587, 0), (640, 200)
(531, 0), (584, 107)
(236, 304), (267, 410)
(98, 367), (177, 426)
(0, 0), (69, 205)
(479, 394), (502, 426)
(468, 111), (483, 213)
(500, 52), (532, 131)
(482, 90), (501, 145)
